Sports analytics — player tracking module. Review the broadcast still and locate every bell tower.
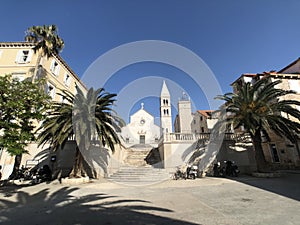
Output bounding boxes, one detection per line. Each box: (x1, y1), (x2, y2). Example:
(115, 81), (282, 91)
(160, 80), (172, 134)
(177, 92), (192, 133)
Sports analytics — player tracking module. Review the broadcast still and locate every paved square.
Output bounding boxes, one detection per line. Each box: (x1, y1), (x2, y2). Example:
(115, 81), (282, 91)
(0, 173), (299, 225)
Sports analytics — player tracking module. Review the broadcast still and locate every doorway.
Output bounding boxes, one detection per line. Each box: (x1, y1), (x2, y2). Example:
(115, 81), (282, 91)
(140, 135), (145, 144)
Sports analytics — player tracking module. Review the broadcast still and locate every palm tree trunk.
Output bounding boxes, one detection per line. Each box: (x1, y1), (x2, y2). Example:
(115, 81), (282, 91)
(32, 53), (42, 83)
(251, 132), (269, 172)
(9, 154), (22, 179)
(69, 147), (87, 178)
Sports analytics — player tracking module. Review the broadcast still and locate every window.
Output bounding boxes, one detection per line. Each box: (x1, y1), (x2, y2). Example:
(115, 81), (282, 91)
(201, 127), (205, 133)
(64, 73), (72, 87)
(163, 99), (168, 106)
(16, 50), (32, 63)
(200, 116), (203, 121)
(126, 138), (129, 143)
(163, 109), (169, 115)
(74, 83), (78, 95)
(50, 60), (60, 76)
(193, 120), (196, 124)
(270, 144), (280, 163)
(47, 83), (56, 99)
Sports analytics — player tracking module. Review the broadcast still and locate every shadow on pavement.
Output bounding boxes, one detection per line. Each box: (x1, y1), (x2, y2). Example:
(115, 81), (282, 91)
(228, 172), (300, 201)
(0, 186), (200, 225)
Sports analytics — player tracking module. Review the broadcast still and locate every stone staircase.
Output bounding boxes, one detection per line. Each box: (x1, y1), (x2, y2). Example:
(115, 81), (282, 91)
(107, 144), (169, 186)
(107, 166), (170, 186)
(124, 149), (150, 166)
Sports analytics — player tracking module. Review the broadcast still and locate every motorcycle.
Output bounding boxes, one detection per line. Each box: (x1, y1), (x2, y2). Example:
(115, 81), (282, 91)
(224, 160), (239, 177)
(8, 166), (33, 181)
(31, 165), (52, 184)
(213, 162), (226, 177)
(173, 166), (186, 180)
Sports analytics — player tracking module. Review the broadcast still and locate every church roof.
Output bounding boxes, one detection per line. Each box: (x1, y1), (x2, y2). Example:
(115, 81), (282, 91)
(160, 80), (170, 96)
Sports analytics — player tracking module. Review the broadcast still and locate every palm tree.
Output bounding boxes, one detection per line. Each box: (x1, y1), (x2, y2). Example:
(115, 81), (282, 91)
(214, 76), (300, 172)
(37, 87), (122, 178)
(25, 25), (64, 82)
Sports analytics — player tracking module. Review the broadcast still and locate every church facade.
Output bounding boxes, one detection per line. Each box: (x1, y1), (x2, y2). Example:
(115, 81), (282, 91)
(120, 103), (161, 148)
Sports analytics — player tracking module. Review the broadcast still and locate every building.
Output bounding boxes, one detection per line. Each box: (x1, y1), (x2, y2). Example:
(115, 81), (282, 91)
(174, 94), (217, 135)
(174, 93), (193, 134)
(120, 103), (160, 147)
(231, 58), (300, 168)
(0, 42), (86, 100)
(0, 42), (87, 179)
(191, 110), (217, 134)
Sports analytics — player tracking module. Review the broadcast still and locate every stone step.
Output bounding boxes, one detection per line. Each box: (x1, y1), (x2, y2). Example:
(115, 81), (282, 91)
(111, 172), (168, 177)
(124, 147), (152, 167)
(114, 168), (167, 172)
(108, 166), (170, 186)
(127, 152), (151, 155)
(127, 156), (148, 159)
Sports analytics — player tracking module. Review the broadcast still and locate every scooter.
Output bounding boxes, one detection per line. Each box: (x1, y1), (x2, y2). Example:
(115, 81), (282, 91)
(186, 165), (198, 179)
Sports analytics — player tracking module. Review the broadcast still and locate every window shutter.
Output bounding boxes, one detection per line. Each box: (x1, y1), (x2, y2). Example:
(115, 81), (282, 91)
(50, 60), (55, 72)
(55, 65), (60, 76)
(15, 50), (22, 63)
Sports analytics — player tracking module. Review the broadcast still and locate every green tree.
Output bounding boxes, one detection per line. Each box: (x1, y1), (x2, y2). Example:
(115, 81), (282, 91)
(0, 75), (50, 178)
(37, 87), (122, 178)
(214, 76), (300, 172)
(25, 25), (64, 82)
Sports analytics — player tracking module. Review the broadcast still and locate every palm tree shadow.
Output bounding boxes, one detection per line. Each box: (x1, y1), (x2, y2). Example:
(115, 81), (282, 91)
(0, 186), (200, 225)
(83, 144), (111, 177)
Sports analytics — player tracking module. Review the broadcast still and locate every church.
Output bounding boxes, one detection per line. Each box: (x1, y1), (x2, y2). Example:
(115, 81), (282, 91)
(113, 80), (255, 178)
(120, 102), (160, 147)
(120, 80), (174, 148)
(119, 80), (216, 148)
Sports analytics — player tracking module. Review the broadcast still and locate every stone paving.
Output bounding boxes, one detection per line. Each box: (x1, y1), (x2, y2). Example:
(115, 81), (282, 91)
(0, 172), (299, 225)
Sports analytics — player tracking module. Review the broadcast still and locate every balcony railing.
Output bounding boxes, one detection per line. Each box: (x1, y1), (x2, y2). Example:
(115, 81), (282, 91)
(163, 132), (251, 143)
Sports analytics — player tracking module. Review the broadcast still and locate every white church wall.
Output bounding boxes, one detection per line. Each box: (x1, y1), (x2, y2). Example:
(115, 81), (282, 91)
(121, 105), (161, 147)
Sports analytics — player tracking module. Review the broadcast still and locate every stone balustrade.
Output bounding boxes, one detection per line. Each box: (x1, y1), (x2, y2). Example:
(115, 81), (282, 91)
(162, 132), (251, 143)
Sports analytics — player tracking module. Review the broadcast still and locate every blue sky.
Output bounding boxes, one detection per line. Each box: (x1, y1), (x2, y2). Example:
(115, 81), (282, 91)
(1, 1), (300, 123)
